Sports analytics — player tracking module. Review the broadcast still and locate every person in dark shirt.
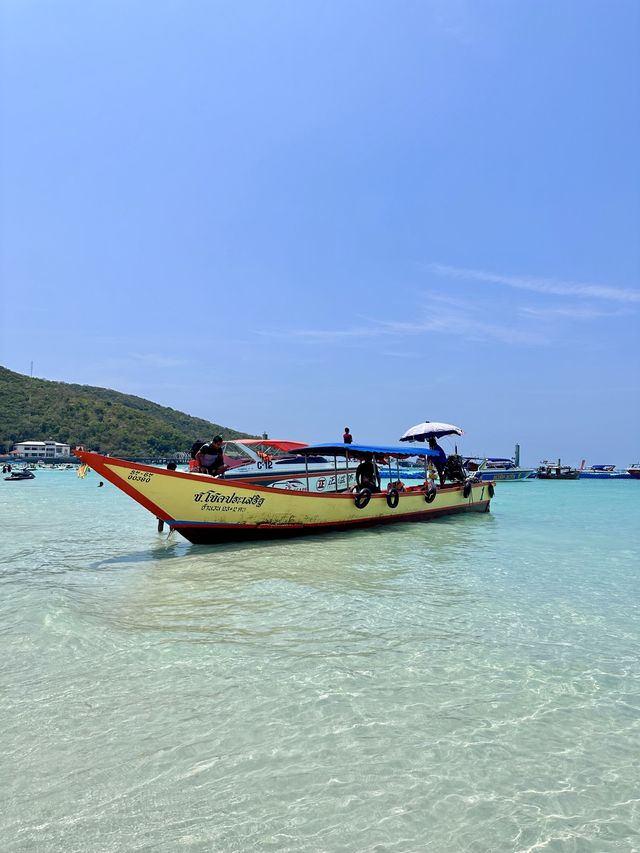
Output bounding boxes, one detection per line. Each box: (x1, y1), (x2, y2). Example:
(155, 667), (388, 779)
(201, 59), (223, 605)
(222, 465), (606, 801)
(343, 427), (353, 444)
(356, 452), (380, 492)
(428, 437), (447, 487)
(195, 435), (228, 476)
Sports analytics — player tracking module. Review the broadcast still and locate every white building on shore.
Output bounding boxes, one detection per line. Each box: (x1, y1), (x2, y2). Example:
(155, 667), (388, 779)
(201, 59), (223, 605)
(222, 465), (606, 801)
(12, 440), (71, 459)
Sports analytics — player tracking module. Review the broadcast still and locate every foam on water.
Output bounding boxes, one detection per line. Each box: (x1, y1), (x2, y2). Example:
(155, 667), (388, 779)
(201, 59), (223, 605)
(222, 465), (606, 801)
(1, 471), (639, 851)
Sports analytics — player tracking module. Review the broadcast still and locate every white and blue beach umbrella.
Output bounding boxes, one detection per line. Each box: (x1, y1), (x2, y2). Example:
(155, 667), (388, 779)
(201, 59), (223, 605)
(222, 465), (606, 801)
(399, 421), (464, 442)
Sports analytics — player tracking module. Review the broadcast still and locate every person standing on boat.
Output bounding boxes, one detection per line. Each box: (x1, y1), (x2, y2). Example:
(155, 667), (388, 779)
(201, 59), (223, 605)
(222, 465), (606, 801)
(343, 427), (353, 444)
(356, 452), (380, 492)
(195, 436), (228, 477)
(428, 437), (447, 487)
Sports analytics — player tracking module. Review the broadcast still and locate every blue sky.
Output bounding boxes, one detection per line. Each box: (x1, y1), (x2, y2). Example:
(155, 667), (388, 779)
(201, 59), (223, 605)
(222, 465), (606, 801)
(1, 0), (638, 464)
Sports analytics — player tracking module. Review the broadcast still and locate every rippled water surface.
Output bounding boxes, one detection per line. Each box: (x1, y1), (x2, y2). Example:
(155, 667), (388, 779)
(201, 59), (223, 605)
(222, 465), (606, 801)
(1, 471), (639, 852)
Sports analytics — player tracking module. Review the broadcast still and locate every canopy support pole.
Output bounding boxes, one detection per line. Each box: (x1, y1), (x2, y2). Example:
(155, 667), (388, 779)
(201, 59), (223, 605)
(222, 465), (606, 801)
(305, 456), (309, 492)
(334, 455), (339, 492)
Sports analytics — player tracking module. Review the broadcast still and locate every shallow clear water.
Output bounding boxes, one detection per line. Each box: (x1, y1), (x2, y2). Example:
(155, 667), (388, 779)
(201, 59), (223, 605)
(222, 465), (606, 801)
(1, 471), (639, 852)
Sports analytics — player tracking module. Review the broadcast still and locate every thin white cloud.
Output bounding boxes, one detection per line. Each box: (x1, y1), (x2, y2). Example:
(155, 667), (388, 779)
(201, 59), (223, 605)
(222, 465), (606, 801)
(429, 263), (640, 304)
(260, 294), (546, 347)
(130, 353), (189, 368)
(270, 325), (380, 342)
(430, 0), (474, 44)
(381, 350), (418, 359)
(519, 305), (628, 320)
(380, 312), (544, 346)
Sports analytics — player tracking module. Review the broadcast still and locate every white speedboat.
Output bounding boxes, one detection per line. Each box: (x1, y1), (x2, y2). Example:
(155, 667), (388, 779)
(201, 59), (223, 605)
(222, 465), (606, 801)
(218, 439), (358, 492)
(578, 463), (631, 479)
(462, 457), (536, 481)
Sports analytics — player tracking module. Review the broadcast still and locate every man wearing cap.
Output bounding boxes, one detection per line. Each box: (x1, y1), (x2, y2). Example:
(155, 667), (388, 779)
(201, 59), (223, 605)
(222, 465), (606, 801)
(195, 435), (228, 476)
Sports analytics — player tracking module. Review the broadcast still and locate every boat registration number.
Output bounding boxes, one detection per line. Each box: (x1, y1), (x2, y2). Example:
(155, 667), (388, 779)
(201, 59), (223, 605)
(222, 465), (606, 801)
(127, 471), (153, 484)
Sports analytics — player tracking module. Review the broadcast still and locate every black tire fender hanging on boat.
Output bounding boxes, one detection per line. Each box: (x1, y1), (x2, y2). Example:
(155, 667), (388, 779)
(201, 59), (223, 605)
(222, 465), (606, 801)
(488, 483), (495, 498)
(386, 488), (399, 509)
(425, 486), (437, 503)
(354, 488), (371, 509)
(463, 481), (472, 499)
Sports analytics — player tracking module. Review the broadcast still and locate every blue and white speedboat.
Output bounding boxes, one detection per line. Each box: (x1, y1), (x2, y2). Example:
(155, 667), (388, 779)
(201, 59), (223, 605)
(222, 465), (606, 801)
(463, 457), (537, 481)
(578, 463), (631, 480)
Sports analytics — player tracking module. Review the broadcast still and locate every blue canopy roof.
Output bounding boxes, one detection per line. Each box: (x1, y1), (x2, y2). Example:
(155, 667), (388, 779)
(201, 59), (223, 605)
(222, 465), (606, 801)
(295, 443), (438, 459)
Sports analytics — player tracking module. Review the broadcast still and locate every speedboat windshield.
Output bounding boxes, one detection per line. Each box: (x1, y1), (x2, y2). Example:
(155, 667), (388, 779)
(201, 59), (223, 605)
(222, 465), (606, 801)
(222, 439), (311, 468)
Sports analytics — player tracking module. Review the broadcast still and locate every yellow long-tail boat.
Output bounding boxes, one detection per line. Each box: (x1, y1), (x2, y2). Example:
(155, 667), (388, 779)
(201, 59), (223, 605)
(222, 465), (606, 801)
(74, 443), (494, 545)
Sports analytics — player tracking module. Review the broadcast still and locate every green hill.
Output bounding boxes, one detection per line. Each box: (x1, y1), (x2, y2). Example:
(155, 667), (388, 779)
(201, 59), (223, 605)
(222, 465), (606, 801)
(0, 366), (254, 457)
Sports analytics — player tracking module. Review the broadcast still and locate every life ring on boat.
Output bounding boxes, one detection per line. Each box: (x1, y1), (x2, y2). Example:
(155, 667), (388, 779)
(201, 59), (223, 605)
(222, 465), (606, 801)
(354, 488), (371, 509)
(386, 488), (399, 509)
(425, 486), (437, 503)
(487, 483), (495, 498)
(463, 481), (472, 498)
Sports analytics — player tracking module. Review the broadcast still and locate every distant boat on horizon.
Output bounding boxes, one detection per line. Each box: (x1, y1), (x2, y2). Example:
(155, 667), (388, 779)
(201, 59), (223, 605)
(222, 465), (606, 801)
(463, 457), (536, 481)
(579, 462), (632, 480)
(537, 460), (580, 480)
(461, 443), (536, 482)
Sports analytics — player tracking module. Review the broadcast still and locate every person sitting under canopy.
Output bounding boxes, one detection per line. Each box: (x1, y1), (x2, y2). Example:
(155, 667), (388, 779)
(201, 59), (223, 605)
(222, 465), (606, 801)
(356, 452), (381, 492)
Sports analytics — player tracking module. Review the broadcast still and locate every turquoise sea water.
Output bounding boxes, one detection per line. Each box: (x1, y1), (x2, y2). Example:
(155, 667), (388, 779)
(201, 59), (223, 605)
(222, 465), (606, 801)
(1, 470), (639, 852)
